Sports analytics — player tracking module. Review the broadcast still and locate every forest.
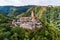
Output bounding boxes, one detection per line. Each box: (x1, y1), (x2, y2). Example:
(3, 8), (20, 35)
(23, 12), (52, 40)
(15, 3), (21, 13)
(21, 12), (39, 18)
(0, 6), (60, 40)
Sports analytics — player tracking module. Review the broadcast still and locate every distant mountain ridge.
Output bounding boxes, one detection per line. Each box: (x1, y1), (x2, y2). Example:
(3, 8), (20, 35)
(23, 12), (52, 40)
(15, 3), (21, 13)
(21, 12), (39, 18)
(0, 5), (34, 15)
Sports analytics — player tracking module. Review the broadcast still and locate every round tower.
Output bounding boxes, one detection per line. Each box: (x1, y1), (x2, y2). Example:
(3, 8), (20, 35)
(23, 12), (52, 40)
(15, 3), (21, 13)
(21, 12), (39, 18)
(31, 10), (35, 17)
(31, 10), (37, 22)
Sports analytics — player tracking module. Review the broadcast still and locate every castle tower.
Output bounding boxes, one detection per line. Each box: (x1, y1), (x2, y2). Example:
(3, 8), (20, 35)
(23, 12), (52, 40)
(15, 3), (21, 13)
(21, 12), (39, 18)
(31, 10), (37, 22)
(31, 10), (35, 17)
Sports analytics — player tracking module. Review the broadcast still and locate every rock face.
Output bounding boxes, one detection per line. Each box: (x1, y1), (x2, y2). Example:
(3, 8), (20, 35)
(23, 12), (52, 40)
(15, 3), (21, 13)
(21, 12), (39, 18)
(12, 10), (42, 30)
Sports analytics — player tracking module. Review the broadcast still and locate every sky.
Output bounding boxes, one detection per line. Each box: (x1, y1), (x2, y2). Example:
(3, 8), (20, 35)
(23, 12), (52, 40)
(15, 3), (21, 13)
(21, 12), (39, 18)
(0, 0), (60, 6)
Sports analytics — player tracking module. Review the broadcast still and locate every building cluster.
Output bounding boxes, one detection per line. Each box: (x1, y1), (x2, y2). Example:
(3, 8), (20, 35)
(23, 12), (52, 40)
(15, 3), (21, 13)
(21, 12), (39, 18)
(12, 10), (42, 30)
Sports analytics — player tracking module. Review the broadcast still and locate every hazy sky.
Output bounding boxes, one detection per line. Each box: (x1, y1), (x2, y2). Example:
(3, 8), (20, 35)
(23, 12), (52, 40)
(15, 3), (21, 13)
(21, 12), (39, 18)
(0, 0), (60, 6)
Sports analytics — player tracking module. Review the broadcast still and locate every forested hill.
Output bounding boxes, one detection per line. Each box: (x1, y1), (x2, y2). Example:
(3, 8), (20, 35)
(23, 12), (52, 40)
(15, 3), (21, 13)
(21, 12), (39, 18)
(0, 6), (60, 31)
(0, 6), (60, 40)
(0, 5), (34, 17)
(0, 13), (12, 23)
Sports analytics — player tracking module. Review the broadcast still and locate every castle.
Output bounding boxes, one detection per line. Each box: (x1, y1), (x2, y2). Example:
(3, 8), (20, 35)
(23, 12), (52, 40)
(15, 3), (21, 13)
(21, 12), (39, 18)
(12, 10), (42, 30)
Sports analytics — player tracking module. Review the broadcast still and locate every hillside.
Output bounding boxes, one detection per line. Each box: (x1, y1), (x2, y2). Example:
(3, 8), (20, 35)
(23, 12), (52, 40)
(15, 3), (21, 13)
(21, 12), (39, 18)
(0, 6), (60, 40)
(16, 6), (60, 29)
(0, 13), (11, 23)
(0, 13), (60, 40)
(0, 5), (34, 17)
